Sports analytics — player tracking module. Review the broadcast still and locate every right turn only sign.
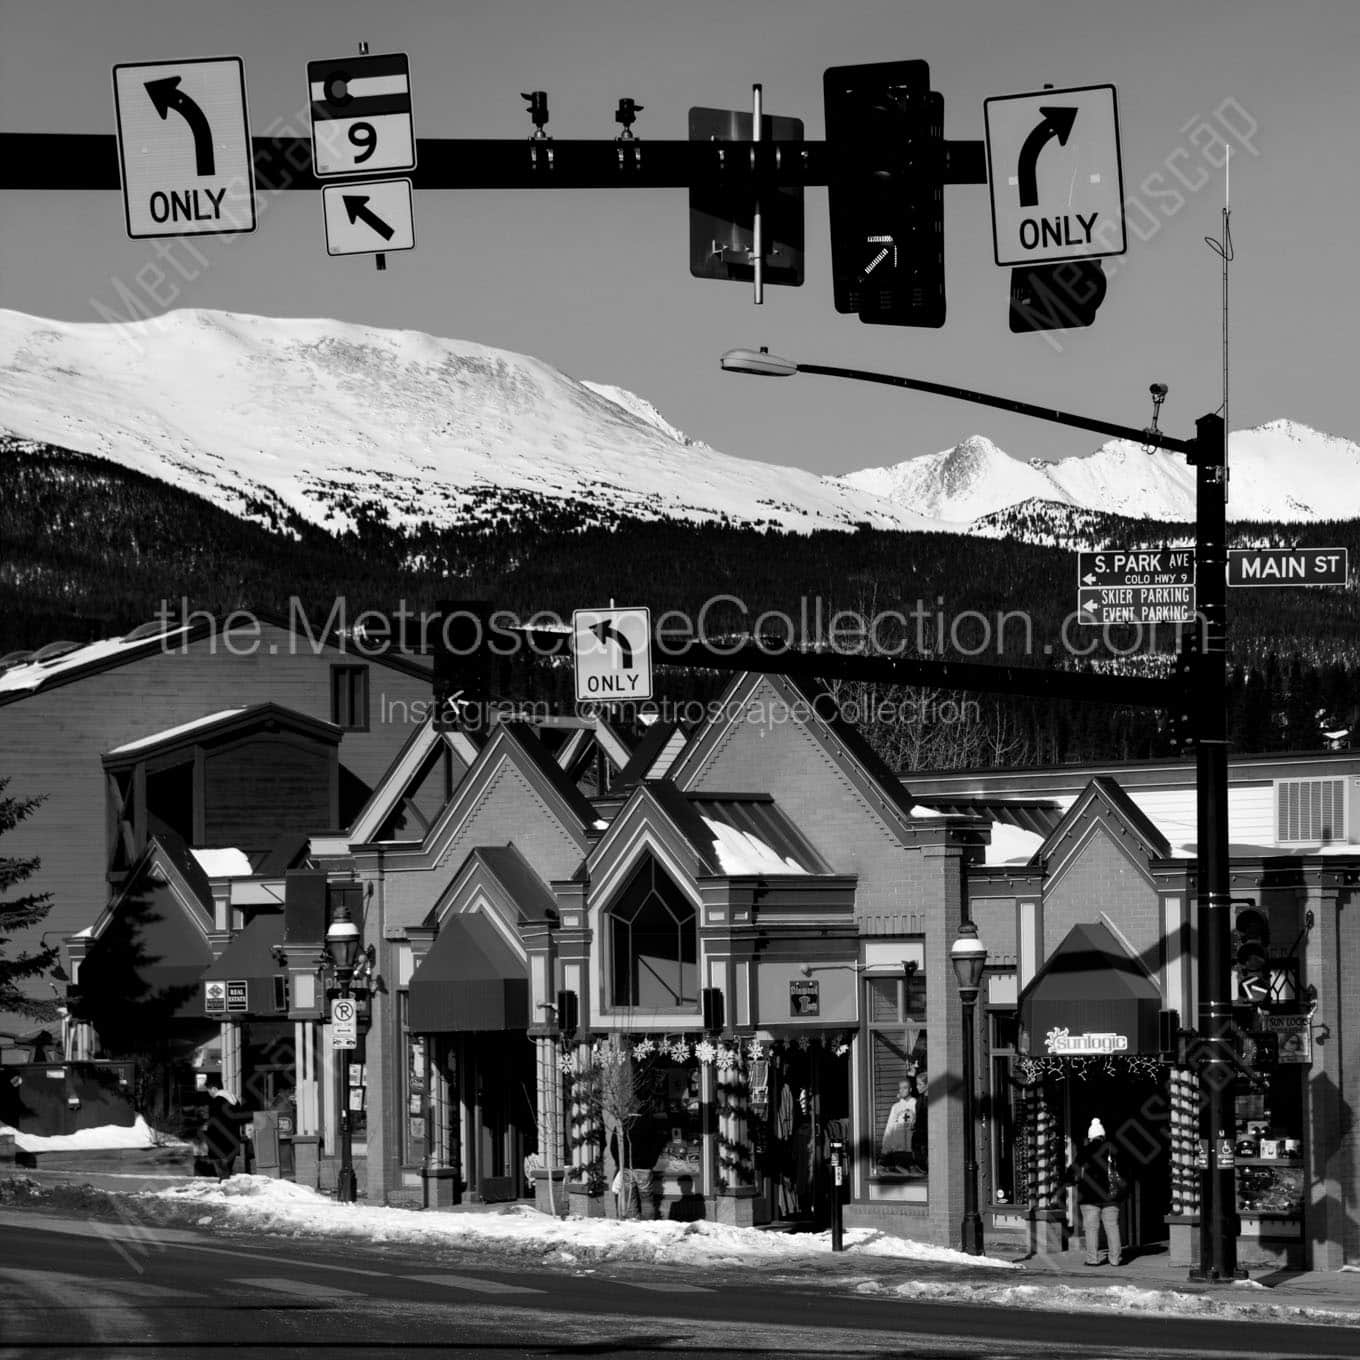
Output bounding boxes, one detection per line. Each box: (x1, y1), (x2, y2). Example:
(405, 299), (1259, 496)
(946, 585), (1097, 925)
(984, 84), (1126, 267)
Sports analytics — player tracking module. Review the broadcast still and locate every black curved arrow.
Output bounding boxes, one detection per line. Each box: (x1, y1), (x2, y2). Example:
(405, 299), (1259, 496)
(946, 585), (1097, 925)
(590, 619), (633, 668)
(343, 195), (395, 241)
(145, 76), (215, 177)
(1016, 105), (1078, 207)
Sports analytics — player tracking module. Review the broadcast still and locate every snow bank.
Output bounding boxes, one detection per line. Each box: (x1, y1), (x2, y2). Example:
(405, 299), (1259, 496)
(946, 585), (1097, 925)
(858, 1277), (1360, 1327)
(1, 1115), (184, 1153)
(149, 1176), (1018, 1270)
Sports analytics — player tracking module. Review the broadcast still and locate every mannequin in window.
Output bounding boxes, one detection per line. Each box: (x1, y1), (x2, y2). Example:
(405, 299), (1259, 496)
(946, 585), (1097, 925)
(880, 1079), (914, 1171)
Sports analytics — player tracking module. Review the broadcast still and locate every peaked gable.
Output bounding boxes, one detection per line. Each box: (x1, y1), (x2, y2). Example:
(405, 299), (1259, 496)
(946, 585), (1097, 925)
(348, 716), (478, 844)
(668, 670), (919, 847)
(1037, 775), (1171, 882)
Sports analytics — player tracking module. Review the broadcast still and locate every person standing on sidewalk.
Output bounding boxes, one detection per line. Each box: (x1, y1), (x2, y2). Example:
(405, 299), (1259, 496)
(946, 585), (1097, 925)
(1067, 1117), (1126, 1266)
(203, 1084), (251, 1181)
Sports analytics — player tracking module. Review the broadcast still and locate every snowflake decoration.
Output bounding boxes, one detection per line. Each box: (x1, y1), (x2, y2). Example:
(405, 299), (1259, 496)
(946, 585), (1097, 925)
(715, 1044), (738, 1072)
(557, 1054), (575, 1075)
(695, 1039), (717, 1065)
(796, 1034), (811, 1050)
(632, 1037), (655, 1060)
(746, 1038), (766, 1061)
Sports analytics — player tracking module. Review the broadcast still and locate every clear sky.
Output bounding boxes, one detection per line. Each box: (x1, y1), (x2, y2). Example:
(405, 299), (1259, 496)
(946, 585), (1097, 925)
(3, 1), (1358, 474)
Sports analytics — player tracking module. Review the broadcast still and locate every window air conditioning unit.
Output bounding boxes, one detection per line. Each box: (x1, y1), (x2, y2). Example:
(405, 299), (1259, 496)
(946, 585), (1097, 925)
(1274, 776), (1350, 845)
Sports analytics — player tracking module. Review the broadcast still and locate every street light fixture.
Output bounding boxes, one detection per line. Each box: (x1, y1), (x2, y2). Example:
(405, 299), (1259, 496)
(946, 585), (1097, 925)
(951, 920), (988, 1257)
(720, 346), (798, 377)
(324, 900), (365, 1204)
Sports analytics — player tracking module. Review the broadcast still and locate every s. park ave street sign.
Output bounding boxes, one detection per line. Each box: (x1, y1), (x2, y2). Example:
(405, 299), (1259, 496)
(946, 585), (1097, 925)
(1076, 548), (1196, 625)
(113, 56), (256, 239)
(984, 83), (1126, 267)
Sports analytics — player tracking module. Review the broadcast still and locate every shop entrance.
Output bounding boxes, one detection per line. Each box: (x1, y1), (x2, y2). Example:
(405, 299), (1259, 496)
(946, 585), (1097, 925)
(754, 1039), (850, 1228)
(458, 1031), (537, 1201)
(1065, 1065), (1170, 1251)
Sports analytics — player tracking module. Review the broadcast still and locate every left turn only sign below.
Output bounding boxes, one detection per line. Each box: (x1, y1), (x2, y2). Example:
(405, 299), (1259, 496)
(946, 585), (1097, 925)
(113, 56), (256, 240)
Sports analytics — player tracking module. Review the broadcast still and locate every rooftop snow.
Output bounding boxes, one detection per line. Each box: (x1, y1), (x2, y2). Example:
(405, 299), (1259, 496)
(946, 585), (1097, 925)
(190, 848), (254, 879)
(0, 625), (193, 695)
(106, 709), (247, 755)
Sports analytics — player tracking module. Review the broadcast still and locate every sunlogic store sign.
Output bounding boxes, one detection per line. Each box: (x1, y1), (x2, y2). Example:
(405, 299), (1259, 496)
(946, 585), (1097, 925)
(1044, 1026), (1129, 1056)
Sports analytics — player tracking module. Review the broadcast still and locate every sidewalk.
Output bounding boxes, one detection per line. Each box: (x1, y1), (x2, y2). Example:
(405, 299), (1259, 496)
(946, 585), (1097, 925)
(994, 1240), (1360, 1315)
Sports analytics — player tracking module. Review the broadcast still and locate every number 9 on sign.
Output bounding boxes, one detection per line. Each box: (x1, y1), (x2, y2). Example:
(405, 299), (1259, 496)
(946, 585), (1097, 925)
(307, 52), (417, 179)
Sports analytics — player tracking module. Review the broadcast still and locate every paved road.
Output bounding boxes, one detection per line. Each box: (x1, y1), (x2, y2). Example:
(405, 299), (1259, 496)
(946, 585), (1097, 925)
(2, 1210), (1357, 1359)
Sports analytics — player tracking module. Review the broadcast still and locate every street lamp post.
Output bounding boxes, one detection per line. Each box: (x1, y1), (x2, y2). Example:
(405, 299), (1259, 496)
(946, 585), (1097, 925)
(951, 920), (988, 1257)
(325, 902), (362, 1205)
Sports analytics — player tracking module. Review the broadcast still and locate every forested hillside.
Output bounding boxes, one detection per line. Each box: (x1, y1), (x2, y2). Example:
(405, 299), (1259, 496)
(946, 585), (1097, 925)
(5, 441), (1360, 767)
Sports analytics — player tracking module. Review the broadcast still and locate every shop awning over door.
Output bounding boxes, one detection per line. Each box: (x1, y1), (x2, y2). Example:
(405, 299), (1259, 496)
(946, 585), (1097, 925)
(202, 912), (285, 1016)
(1018, 921), (1162, 1056)
(407, 913), (528, 1033)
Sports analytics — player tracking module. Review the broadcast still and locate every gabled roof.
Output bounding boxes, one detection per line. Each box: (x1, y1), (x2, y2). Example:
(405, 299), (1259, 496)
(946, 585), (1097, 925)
(425, 843), (558, 930)
(352, 720), (597, 869)
(1037, 775), (1172, 870)
(102, 702), (342, 767)
(668, 670), (920, 842)
(346, 714), (478, 845)
(495, 722), (600, 830)
(589, 782), (829, 891)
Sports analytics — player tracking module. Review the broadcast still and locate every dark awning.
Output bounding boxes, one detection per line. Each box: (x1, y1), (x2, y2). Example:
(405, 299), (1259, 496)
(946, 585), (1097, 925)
(1018, 921), (1162, 1057)
(408, 913), (528, 1033)
(202, 912), (284, 1016)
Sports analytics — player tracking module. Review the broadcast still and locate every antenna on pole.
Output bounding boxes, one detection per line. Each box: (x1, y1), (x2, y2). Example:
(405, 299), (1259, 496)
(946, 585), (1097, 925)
(1204, 147), (1233, 497)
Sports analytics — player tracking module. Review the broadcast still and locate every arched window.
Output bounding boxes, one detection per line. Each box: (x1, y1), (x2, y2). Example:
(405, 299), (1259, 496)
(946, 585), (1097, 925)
(608, 857), (697, 1009)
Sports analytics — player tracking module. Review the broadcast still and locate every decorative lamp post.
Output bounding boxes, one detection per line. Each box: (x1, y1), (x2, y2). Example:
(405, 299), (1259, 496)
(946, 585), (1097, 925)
(325, 901), (363, 1204)
(950, 919), (988, 1256)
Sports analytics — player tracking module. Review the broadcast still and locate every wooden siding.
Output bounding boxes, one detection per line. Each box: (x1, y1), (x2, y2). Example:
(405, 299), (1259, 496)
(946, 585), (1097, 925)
(0, 622), (429, 1009)
(202, 735), (334, 859)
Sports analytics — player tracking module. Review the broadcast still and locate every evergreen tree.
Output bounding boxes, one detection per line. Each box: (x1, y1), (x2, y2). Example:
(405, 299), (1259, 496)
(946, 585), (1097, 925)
(0, 778), (57, 1021)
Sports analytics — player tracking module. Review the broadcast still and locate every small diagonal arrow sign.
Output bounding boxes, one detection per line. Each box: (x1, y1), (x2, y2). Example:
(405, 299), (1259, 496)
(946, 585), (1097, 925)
(145, 75), (215, 176)
(343, 194), (395, 241)
(1017, 105), (1078, 207)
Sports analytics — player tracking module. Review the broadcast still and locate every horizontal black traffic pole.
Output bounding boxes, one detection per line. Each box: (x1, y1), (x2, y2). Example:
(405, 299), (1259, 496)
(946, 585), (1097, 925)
(793, 362), (1198, 456)
(511, 628), (1178, 708)
(0, 132), (988, 193)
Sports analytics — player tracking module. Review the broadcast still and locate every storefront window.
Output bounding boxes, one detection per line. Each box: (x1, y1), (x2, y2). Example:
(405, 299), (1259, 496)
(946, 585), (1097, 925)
(866, 971), (928, 1182)
(629, 1057), (704, 1181)
(988, 1011), (1022, 1206)
(608, 857), (697, 1009)
(398, 992), (426, 1165)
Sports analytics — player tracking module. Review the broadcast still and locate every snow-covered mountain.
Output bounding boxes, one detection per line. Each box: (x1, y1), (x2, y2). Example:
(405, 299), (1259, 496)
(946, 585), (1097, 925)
(839, 423), (1360, 525)
(0, 308), (950, 538)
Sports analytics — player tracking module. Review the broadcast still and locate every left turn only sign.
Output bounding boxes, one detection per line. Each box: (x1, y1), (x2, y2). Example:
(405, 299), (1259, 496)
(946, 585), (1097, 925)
(113, 56), (256, 240)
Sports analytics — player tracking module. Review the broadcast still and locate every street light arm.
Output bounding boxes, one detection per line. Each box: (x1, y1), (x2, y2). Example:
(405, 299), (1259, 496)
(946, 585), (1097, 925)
(792, 362), (1198, 456)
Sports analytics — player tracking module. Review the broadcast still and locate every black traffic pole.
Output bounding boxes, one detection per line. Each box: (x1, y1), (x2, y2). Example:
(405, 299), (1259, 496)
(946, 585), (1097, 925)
(1187, 411), (1239, 1282)
(959, 987), (984, 1255)
(829, 1139), (845, 1251)
(337, 979), (358, 1205)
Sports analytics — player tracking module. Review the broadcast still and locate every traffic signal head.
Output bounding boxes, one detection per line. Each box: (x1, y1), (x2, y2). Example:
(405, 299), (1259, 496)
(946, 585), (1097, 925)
(432, 600), (491, 735)
(1009, 260), (1107, 332)
(1233, 906), (1271, 1004)
(824, 60), (945, 327)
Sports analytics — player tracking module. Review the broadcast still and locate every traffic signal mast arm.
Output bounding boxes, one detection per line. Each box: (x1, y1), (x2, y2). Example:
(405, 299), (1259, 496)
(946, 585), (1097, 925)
(514, 625), (1175, 709)
(0, 131), (988, 192)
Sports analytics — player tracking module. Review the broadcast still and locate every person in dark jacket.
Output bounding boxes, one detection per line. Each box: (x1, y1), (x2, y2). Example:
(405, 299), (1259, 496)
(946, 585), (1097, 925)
(1068, 1117), (1125, 1265)
(202, 1084), (251, 1181)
